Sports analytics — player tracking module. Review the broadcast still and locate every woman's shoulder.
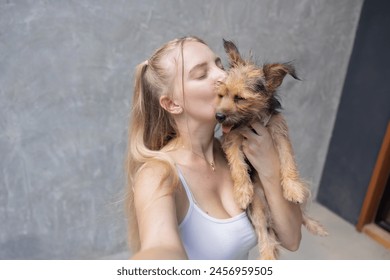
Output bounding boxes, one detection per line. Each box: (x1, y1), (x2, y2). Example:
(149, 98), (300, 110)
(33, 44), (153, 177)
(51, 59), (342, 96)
(134, 160), (178, 194)
(137, 159), (172, 174)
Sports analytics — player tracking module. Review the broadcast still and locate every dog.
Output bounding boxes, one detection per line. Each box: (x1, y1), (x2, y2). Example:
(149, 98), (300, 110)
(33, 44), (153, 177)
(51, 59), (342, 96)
(215, 39), (328, 259)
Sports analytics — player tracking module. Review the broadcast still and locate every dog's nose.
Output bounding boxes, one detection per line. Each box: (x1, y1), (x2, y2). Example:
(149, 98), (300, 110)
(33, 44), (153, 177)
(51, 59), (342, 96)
(215, 113), (226, 123)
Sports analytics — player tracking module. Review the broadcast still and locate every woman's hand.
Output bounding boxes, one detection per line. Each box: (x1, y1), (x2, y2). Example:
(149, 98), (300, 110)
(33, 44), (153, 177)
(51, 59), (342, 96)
(240, 120), (302, 251)
(239, 121), (280, 183)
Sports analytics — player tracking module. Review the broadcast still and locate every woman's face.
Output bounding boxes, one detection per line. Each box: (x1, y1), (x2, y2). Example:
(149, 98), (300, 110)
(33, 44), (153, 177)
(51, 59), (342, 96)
(174, 41), (226, 124)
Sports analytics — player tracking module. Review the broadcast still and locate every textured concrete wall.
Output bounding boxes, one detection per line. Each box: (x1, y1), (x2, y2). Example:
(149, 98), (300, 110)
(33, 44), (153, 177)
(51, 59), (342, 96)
(0, 0), (363, 259)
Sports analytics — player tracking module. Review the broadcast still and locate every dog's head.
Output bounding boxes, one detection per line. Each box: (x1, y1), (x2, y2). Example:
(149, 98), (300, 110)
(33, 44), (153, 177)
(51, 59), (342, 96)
(215, 39), (299, 133)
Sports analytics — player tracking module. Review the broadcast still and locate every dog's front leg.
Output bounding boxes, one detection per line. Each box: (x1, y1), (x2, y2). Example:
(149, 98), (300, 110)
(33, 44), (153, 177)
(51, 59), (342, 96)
(223, 132), (254, 209)
(268, 114), (310, 204)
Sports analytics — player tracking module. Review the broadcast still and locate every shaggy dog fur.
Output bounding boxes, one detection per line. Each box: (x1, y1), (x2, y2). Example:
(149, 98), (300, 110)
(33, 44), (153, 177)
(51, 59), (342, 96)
(215, 40), (328, 259)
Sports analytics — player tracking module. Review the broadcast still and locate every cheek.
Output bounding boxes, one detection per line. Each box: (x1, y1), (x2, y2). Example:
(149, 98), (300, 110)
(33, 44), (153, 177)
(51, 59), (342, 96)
(186, 81), (216, 101)
(188, 87), (218, 116)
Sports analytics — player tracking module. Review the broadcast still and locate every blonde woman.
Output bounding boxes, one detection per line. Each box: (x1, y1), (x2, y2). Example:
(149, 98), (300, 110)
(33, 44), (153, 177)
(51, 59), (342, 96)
(125, 36), (302, 260)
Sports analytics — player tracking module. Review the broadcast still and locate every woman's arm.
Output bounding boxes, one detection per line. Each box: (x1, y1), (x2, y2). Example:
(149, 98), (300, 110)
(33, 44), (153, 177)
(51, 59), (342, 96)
(130, 162), (188, 259)
(240, 121), (302, 251)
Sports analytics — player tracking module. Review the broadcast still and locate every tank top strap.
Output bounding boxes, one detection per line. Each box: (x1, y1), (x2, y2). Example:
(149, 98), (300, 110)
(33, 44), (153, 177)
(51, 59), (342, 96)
(176, 166), (196, 206)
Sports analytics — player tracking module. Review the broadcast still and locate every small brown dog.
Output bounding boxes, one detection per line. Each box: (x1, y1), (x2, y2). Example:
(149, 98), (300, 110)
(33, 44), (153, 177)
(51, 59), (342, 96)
(216, 39), (328, 259)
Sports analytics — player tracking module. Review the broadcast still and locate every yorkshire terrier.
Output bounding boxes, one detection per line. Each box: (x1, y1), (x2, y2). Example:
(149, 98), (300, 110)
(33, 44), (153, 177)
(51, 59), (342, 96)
(216, 39), (328, 259)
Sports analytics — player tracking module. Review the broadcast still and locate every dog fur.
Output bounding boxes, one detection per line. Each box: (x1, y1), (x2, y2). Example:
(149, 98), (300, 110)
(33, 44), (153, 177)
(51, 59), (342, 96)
(215, 39), (328, 259)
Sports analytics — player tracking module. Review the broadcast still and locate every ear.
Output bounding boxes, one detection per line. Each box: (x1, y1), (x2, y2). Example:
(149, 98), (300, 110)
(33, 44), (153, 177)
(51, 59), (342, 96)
(263, 63), (300, 92)
(223, 39), (246, 67)
(159, 95), (183, 115)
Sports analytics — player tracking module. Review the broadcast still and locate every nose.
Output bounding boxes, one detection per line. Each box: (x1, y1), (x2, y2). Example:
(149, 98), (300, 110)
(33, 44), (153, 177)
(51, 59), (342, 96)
(215, 113), (226, 123)
(213, 65), (227, 82)
(217, 67), (227, 82)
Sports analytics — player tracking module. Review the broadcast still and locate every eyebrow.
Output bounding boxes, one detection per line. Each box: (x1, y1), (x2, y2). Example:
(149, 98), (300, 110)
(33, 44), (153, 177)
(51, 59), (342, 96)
(189, 62), (208, 76)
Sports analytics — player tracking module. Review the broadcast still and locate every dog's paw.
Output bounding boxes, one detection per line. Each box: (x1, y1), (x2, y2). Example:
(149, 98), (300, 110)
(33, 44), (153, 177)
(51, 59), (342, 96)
(281, 179), (309, 204)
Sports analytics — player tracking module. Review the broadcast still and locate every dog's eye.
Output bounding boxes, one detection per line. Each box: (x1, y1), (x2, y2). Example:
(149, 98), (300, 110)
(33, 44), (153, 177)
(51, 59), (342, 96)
(254, 80), (266, 92)
(218, 94), (224, 99)
(234, 95), (246, 102)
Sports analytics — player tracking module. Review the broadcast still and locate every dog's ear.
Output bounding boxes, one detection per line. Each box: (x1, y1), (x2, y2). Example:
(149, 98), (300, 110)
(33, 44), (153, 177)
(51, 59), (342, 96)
(263, 63), (300, 92)
(223, 39), (246, 67)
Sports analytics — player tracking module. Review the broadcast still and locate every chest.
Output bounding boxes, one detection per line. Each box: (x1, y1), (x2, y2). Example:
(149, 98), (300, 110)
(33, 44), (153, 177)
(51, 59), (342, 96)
(175, 164), (242, 222)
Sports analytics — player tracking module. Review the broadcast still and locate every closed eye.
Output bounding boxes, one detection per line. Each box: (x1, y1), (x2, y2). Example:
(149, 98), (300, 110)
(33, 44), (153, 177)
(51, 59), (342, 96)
(234, 95), (246, 102)
(189, 62), (208, 80)
(196, 73), (207, 79)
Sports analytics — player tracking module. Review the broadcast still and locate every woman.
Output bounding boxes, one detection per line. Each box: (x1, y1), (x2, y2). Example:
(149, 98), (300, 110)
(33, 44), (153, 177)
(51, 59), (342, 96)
(125, 36), (302, 260)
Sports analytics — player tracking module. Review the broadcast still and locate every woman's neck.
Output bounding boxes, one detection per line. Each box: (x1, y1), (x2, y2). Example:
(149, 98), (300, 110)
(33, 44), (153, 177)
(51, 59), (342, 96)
(168, 123), (216, 171)
(168, 113), (219, 170)
(176, 132), (214, 156)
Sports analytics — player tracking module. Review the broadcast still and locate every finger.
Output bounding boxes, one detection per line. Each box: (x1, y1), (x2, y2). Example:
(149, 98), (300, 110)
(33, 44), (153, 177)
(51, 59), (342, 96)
(241, 138), (249, 153)
(239, 126), (252, 139)
(250, 121), (267, 136)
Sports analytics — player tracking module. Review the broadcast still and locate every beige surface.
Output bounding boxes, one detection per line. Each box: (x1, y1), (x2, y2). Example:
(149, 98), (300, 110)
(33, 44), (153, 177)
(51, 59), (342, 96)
(249, 201), (390, 260)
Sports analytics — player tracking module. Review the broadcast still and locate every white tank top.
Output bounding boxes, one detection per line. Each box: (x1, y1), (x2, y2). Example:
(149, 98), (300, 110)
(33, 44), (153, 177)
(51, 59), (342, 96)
(177, 168), (258, 260)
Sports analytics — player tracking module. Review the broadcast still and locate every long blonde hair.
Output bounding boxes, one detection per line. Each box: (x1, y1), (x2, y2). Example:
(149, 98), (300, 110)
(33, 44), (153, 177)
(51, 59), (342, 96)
(125, 36), (206, 253)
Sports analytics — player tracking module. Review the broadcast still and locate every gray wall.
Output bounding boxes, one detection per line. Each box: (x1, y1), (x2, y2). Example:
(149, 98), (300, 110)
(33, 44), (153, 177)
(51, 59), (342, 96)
(0, 0), (363, 259)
